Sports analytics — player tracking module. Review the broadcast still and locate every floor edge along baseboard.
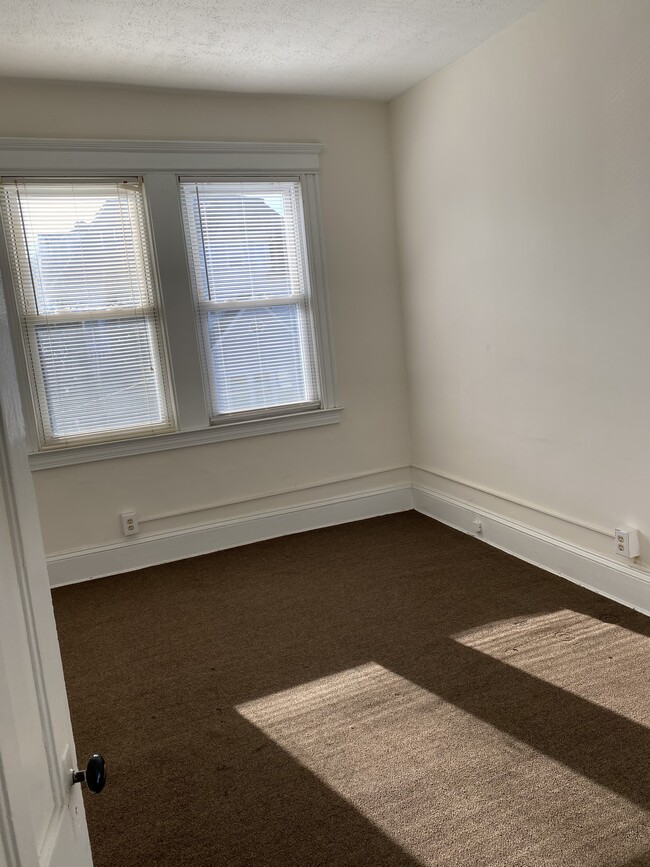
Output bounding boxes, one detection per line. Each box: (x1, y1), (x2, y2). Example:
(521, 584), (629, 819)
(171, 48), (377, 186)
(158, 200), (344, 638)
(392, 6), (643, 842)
(47, 484), (414, 587)
(413, 484), (650, 619)
(47, 478), (650, 619)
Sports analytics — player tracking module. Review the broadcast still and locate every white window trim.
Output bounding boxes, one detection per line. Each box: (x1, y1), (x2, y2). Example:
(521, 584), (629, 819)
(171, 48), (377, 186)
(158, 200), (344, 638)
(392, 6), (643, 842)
(0, 139), (340, 470)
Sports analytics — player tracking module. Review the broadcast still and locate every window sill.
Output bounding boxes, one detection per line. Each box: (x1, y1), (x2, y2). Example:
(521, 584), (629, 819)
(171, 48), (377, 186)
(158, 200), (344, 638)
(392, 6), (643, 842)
(28, 406), (343, 470)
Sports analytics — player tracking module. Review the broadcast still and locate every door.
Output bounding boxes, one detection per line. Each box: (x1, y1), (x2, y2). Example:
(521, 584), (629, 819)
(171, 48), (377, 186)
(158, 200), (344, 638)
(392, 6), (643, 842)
(0, 278), (94, 867)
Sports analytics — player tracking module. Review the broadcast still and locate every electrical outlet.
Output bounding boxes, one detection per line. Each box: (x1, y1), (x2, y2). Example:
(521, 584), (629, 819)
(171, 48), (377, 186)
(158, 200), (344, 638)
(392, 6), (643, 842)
(121, 512), (139, 536)
(614, 528), (639, 559)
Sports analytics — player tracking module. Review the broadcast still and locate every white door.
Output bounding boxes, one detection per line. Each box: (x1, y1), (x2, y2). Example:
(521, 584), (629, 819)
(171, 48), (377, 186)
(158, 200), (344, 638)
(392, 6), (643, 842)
(0, 279), (94, 867)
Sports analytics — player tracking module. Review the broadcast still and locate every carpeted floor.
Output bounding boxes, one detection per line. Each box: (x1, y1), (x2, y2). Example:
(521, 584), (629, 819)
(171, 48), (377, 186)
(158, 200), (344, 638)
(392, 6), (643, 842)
(52, 511), (650, 866)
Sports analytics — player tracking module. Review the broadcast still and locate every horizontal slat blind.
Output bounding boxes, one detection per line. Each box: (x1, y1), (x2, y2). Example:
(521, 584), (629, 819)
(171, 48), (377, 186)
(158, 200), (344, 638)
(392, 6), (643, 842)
(0, 179), (174, 446)
(179, 179), (320, 419)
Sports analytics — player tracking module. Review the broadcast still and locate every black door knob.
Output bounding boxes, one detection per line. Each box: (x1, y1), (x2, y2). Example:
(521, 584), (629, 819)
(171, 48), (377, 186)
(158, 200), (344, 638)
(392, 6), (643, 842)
(72, 754), (106, 794)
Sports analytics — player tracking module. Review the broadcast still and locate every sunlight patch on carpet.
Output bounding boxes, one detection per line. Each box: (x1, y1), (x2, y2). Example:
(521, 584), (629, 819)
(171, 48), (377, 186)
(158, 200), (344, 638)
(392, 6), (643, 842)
(453, 609), (650, 727)
(237, 662), (649, 866)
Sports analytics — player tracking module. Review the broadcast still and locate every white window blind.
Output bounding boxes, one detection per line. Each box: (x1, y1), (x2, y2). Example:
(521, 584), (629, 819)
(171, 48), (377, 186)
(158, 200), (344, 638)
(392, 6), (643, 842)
(179, 179), (321, 420)
(0, 179), (174, 446)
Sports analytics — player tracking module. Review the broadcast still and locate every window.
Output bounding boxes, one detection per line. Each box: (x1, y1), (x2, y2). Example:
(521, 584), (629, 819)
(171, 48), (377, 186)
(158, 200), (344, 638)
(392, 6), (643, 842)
(0, 179), (174, 447)
(0, 141), (339, 468)
(180, 179), (320, 419)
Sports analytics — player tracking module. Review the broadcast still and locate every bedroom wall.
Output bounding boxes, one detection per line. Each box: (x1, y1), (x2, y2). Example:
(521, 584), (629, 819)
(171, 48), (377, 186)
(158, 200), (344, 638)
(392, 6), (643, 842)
(390, 0), (650, 578)
(0, 79), (411, 562)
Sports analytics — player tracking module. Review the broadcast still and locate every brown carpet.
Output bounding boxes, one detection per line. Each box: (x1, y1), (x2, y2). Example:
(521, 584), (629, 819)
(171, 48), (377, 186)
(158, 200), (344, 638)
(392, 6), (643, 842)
(52, 511), (650, 866)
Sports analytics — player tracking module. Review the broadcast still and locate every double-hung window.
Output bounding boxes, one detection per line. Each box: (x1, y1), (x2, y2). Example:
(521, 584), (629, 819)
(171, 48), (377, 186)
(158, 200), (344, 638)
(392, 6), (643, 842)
(0, 141), (338, 468)
(0, 179), (174, 447)
(179, 179), (320, 420)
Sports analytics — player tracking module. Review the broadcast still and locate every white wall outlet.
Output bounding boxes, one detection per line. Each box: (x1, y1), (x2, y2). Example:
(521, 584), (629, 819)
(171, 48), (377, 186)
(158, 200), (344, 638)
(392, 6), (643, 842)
(473, 517), (483, 534)
(614, 528), (639, 559)
(121, 511), (139, 537)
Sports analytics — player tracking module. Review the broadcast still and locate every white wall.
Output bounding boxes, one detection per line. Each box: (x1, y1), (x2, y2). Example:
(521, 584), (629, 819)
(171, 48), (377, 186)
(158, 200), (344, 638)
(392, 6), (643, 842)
(390, 0), (650, 569)
(0, 80), (411, 556)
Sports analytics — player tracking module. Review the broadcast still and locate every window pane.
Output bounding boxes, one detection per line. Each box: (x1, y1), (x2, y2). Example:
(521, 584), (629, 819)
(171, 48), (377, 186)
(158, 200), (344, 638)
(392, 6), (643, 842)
(4, 182), (155, 314)
(35, 318), (167, 439)
(181, 181), (306, 305)
(206, 305), (315, 415)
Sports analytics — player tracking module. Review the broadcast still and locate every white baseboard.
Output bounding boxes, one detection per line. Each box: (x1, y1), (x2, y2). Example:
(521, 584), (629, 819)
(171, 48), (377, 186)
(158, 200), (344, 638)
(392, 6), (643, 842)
(413, 484), (650, 617)
(48, 483), (413, 587)
(47, 466), (650, 619)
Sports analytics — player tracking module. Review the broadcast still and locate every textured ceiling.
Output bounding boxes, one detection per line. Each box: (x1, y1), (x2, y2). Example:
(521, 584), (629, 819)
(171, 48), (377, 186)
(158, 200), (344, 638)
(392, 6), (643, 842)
(0, 0), (546, 100)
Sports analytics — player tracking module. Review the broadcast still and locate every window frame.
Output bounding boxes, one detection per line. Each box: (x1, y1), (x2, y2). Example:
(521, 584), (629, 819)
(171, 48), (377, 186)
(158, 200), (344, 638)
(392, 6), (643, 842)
(0, 139), (340, 470)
